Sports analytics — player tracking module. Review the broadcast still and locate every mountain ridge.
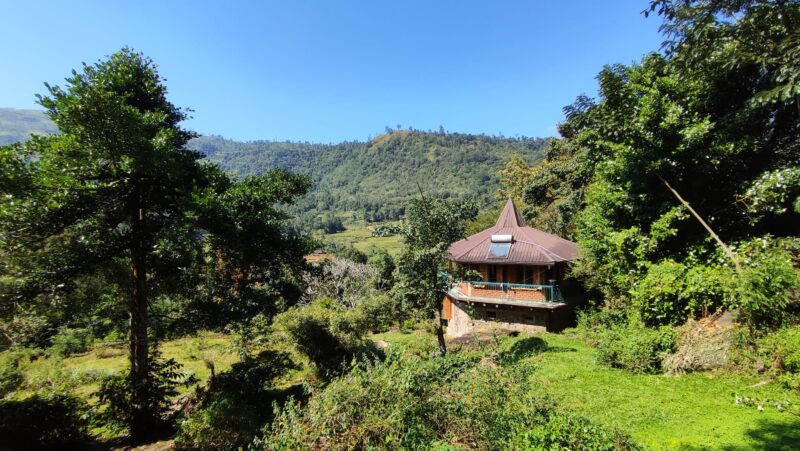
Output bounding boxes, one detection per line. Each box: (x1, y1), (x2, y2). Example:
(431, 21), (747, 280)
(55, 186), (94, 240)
(0, 107), (547, 226)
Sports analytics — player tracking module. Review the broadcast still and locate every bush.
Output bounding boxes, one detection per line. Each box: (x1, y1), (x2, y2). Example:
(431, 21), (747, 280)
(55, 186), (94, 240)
(735, 247), (800, 331)
(255, 351), (638, 450)
(632, 261), (731, 327)
(752, 326), (800, 393)
(0, 309), (51, 348)
(50, 328), (94, 357)
(175, 350), (298, 450)
(596, 323), (678, 374)
(510, 412), (640, 450)
(95, 346), (197, 432)
(356, 294), (396, 333)
(177, 396), (259, 451)
(270, 302), (378, 380)
(573, 306), (630, 343)
(0, 350), (28, 398)
(0, 393), (91, 449)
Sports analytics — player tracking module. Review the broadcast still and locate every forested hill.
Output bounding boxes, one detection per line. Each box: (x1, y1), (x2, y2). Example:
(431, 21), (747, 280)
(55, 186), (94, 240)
(0, 108), (58, 145)
(191, 131), (548, 224)
(0, 107), (547, 224)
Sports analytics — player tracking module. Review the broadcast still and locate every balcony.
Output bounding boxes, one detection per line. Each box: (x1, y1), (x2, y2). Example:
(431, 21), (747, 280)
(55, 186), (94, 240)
(447, 280), (565, 306)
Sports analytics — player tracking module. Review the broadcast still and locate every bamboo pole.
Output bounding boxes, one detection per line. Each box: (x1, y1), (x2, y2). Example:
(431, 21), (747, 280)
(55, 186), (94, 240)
(657, 174), (742, 275)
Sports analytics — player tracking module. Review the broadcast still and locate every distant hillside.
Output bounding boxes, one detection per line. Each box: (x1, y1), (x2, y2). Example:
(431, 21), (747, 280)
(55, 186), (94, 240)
(191, 131), (548, 225)
(0, 108), (58, 145)
(0, 108), (547, 226)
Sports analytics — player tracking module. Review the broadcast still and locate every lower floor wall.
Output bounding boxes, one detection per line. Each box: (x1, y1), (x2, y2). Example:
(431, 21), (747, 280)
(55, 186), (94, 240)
(446, 298), (567, 337)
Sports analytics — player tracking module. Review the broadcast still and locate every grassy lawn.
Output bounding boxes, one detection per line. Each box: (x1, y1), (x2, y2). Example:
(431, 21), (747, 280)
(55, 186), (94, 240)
(321, 220), (404, 256)
(11, 331), (238, 401)
(372, 329), (800, 450)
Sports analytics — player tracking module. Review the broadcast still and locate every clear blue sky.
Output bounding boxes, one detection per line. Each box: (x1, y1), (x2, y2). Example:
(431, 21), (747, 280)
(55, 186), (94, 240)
(0, 1), (664, 143)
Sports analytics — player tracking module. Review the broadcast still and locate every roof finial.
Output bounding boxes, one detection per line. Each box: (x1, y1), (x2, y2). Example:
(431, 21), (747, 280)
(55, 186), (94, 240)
(495, 198), (525, 228)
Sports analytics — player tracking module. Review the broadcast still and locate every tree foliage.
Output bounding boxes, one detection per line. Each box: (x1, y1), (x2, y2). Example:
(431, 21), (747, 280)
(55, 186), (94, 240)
(394, 196), (477, 355)
(519, 1), (800, 328)
(0, 48), (310, 436)
(194, 130), (545, 227)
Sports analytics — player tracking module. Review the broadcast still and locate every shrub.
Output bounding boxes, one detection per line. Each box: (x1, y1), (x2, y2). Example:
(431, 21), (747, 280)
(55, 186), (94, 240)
(304, 258), (378, 308)
(632, 261), (731, 327)
(366, 249), (395, 289)
(255, 351), (638, 450)
(50, 328), (94, 357)
(596, 323), (678, 374)
(0, 309), (51, 348)
(176, 396), (259, 451)
(753, 326), (800, 393)
(175, 350), (298, 450)
(0, 393), (91, 449)
(510, 412), (640, 450)
(357, 294), (396, 333)
(573, 306), (630, 343)
(735, 247), (800, 331)
(0, 350), (29, 398)
(95, 346), (197, 432)
(270, 302), (378, 380)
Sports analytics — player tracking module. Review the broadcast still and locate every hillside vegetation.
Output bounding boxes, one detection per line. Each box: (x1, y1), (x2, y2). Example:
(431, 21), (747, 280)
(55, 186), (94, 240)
(0, 108), (58, 145)
(0, 108), (547, 226)
(192, 131), (547, 225)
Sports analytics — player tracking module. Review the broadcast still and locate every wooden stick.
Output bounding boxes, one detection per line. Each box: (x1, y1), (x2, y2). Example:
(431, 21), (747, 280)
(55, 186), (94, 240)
(657, 174), (742, 275)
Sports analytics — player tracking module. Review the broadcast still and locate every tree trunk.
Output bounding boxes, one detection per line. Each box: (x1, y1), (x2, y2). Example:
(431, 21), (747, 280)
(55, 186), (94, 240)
(433, 296), (447, 356)
(128, 186), (150, 439)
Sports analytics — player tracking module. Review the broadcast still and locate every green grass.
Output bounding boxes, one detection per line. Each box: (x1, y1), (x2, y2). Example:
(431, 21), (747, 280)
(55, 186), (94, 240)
(11, 331), (238, 402)
(321, 220), (404, 256)
(371, 329), (800, 450)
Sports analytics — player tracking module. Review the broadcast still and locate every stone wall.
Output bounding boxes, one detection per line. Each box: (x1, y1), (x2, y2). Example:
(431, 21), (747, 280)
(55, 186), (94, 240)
(445, 298), (552, 337)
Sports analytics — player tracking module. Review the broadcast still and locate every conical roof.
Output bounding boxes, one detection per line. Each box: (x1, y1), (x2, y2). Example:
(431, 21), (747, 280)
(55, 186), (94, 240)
(495, 198), (526, 228)
(447, 199), (578, 265)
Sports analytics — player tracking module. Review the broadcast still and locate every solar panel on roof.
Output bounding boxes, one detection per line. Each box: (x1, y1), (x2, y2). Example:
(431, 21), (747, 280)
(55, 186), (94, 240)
(487, 242), (512, 259)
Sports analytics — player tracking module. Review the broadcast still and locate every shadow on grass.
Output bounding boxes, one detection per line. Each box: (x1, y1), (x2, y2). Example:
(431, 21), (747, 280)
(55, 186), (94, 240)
(719, 418), (800, 451)
(498, 337), (577, 365)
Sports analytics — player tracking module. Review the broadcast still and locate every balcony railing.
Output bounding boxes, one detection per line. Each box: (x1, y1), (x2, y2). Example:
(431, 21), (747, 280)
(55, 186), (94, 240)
(448, 280), (564, 303)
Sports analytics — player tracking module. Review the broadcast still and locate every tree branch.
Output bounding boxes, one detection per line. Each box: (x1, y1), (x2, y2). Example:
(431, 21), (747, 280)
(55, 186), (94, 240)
(657, 174), (742, 275)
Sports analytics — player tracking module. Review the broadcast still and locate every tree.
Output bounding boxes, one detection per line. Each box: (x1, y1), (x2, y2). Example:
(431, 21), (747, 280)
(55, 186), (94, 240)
(517, 1), (800, 325)
(394, 196), (476, 355)
(0, 49), (310, 437)
(648, 0), (800, 106)
(498, 153), (534, 208)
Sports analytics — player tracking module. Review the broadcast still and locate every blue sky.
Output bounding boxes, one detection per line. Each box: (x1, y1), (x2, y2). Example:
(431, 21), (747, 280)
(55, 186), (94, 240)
(1, 1), (664, 142)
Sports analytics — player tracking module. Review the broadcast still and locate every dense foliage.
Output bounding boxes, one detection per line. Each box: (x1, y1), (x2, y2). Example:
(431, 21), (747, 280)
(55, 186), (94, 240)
(512, 0), (800, 332)
(256, 350), (637, 450)
(175, 350), (298, 450)
(1, 2), (800, 448)
(0, 393), (90, 449)
(394, 196), (477, 354)
(0, 49), (311, 437)
(193, 131), (546, 227)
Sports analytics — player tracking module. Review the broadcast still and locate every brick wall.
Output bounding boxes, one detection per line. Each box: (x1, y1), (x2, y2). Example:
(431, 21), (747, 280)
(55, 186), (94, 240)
(465, 283), (546, 302)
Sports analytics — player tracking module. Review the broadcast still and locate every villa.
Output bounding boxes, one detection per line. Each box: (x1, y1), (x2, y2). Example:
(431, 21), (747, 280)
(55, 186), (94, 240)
(442, 199), (580, 336)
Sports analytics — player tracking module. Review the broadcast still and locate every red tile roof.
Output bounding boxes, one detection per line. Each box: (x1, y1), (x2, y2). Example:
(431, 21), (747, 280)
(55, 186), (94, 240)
(447, 199), (578, 265)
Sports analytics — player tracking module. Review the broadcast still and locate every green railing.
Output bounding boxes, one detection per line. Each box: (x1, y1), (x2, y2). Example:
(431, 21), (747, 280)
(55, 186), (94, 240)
(453, 280), (563, 303)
